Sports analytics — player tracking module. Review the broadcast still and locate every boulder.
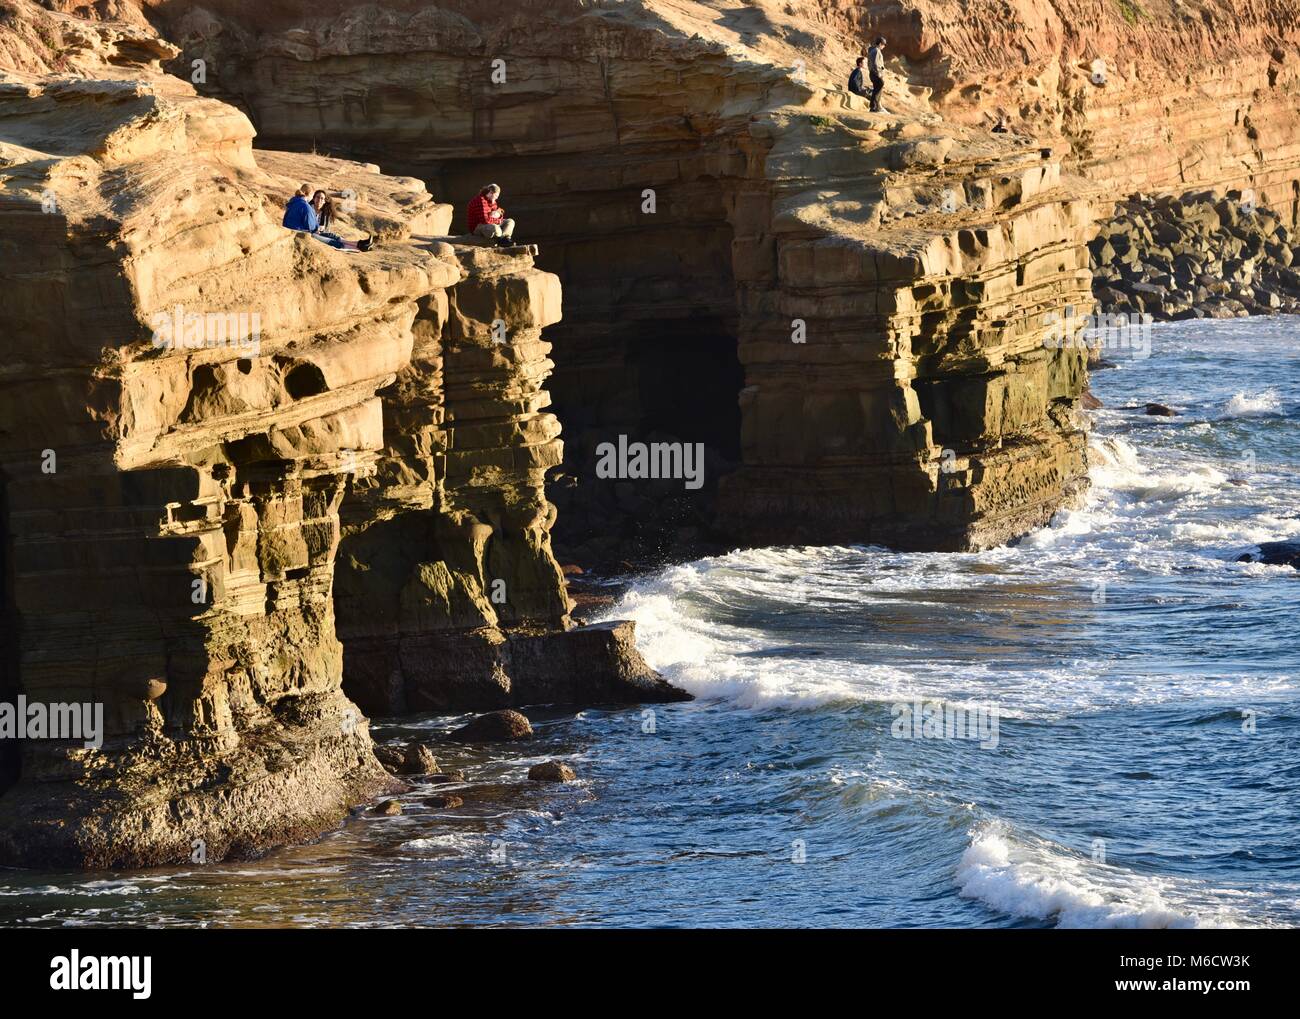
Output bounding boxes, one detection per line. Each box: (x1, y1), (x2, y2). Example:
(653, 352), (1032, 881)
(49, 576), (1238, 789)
(402, 744), (440, 775)
(373, 743), (439, 776)
(528, 761), (577, 783)
(1144, 403), (1178, 416)
(372, 799), (403, 816)
(449, 710), (535, 742)
(424, 794), (465, 809)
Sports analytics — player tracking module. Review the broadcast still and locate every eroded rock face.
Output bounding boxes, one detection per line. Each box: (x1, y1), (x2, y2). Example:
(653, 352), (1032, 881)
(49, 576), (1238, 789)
(0, 2), (685, 868)
(822, 0), (1300, 214)
(0, 70), (406, 866)
(144, 0), (1097, 554)
(0, 5), (642, 868)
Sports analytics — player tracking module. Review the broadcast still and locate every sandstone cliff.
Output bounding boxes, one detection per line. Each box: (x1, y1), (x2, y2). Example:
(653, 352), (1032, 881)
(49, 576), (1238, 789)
(17, 0), (1273, 868)
(820, 0), (1300, 217)
(139, 0), (1097, 553)
(0, 2), (679, 868)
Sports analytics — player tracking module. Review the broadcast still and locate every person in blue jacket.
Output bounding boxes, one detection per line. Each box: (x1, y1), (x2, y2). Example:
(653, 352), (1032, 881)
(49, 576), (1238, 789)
(282, 185), (371, 251)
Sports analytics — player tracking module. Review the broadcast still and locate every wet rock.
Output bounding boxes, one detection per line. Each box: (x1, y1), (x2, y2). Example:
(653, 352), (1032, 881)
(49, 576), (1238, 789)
(1144, 403), (1178, 416)
(1081, 391), (1103, 410)
(528, 761), (577, 783)
(1252, 541), (1300, 568)
(374, 743), (440, 776)
(424, 794), (464, 809)
(389, 620), (691, 714)
(372, 799), (403, 816)
(449, 710), (534, 742)
(426, 770), (467, 784)
(373, 745), (406, 774)
(402, 744), (440, 775)
(502, 621), (693, 707)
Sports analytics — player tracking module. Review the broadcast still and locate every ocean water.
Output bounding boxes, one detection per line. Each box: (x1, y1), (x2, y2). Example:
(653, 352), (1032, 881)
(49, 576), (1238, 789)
(1, 317), (1298, 928)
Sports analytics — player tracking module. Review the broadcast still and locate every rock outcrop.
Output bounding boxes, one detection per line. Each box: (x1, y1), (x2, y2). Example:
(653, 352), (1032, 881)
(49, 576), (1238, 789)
(21, 0), (1298, 868)
(0, 63), (402, 866)
(825, 1), (1300, 213)
(145, 0), (1097, 554)
(1241, 540), (1300, 569)
(0, 2), (679, 868)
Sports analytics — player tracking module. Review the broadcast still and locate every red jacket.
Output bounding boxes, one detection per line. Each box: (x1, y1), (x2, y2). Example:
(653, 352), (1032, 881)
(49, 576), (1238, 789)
(467, 194), (504, 231)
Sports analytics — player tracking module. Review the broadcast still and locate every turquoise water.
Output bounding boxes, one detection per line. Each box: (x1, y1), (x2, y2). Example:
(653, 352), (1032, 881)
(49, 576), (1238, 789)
(1, 317), (1298, 927)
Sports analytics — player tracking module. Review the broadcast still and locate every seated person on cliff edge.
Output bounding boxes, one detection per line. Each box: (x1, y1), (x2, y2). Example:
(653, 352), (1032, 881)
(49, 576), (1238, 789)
(466, 183), (516, 246)
(282, 184), (372, 251)
(848, 56), (870, 99)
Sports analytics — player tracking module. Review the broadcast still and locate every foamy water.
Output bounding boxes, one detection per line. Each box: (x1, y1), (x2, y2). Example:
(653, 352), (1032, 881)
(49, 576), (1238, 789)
(1, 317), (1297, 928)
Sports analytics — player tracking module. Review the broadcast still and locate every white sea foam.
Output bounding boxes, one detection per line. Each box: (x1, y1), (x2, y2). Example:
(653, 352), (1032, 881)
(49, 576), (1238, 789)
(1222, 390), (1281, 417)
(401, 833), (481, 854)
(955, 825), (1261, 929)
(598, 536), (1297, 716)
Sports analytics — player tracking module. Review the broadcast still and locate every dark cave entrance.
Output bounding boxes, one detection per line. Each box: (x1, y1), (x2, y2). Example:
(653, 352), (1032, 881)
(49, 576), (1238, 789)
(421, 154), (747, 570)
(0, 469), (18, 795)
(545, 314), (744, 570)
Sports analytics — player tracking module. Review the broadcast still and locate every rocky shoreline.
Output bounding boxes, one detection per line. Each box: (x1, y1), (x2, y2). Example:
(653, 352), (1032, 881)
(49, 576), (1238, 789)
(1091, 191), (1300, 320)
(4, 0), (1300, 874)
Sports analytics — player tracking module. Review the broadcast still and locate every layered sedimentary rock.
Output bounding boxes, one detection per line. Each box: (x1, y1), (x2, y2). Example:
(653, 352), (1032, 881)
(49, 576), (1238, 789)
(143, 0), (1097, 553)
(0, 67), (405, 866)
(328, 223), (686, 712)
(821, 0), (1300, 217)
(0, 3), (677, 867)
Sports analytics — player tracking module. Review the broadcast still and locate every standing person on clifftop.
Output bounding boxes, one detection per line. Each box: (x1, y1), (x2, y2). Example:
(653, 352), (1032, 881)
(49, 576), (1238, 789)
(848, 56), (869, 99)
(866, 36), (887, 113)
(467, 184), (516, 246)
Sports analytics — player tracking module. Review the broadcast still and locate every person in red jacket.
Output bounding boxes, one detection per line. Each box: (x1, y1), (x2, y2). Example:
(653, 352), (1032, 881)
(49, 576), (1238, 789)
(466, 183), (515, 245)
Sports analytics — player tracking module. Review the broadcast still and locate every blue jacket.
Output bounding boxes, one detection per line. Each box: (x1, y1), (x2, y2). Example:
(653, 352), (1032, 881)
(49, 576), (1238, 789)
(282, 195), (318, 233)
(848, 67), (867, 96)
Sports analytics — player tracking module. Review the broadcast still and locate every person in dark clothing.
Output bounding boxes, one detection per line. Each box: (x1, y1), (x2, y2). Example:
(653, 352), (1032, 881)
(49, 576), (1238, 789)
(848, 56), (869, 98)
(866, 36), (886, 113)
(282, 184), (371, 251)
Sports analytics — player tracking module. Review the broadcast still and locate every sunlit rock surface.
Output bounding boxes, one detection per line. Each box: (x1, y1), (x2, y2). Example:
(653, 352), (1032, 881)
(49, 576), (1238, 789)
(0, 2), (676, 867)
(8, 0), (1290, 867)
(141, 0), (1098, 551)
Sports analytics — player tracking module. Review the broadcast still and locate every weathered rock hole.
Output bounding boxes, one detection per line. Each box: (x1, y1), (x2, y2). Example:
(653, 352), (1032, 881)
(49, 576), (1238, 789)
(283, 362), (327, 399)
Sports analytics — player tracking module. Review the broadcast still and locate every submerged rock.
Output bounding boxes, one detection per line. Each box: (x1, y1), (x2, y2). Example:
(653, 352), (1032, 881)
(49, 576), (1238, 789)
(424, 794), (464, 809)
(1144, 403), (1178, 416)
(372, 799), (403, 816)
(1244, 541), (1300, 568)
